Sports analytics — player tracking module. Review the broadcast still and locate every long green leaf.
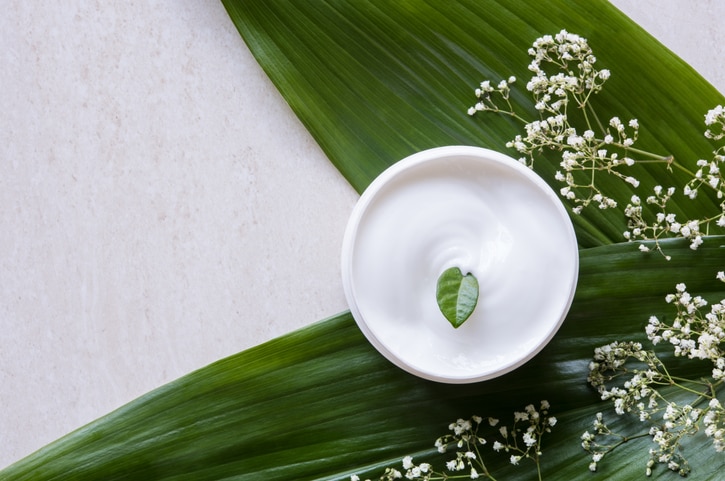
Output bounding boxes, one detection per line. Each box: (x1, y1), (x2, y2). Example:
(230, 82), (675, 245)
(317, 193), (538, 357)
(222, 0), (724, 248)
(2, 240), (724, 480)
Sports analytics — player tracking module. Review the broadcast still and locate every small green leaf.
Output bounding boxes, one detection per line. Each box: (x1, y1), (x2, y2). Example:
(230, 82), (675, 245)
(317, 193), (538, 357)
(436, 267), (479, 328)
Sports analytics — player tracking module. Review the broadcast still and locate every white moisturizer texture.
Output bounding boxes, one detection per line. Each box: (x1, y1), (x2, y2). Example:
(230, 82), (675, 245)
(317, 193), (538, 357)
(342, 146), (578, 383)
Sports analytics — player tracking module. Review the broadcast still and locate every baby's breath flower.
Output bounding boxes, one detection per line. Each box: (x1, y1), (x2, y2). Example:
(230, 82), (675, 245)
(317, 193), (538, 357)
(469, 32), (725, 258)
(584, 274), (725, 476)
(705, 105), (725, 140)
(364, 401), (558, 481)
(468, 30), (662, 217)
(522, 430), (537, 447)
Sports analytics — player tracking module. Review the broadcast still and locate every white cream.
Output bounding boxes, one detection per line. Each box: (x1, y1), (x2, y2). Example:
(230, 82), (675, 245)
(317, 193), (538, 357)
(341, 146), (578, 383)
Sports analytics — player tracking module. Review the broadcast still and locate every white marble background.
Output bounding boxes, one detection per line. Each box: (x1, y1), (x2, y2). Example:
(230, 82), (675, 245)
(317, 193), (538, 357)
(1, 0), (724, 469)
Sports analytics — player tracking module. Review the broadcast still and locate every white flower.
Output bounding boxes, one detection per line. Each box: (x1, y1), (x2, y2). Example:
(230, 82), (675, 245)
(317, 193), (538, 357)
(510, 455), (521, 465)
(705, 105), (724, 126)
(434, 438), (446, 453)
(402, 456), (414, 469)
(625, 176), (640, 188)
(514, 411), (529, 422)
(523, 431), (537, 447)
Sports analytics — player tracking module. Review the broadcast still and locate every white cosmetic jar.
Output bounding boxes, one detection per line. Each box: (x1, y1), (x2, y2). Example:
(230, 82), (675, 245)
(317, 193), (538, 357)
(341, 146), (579, 383)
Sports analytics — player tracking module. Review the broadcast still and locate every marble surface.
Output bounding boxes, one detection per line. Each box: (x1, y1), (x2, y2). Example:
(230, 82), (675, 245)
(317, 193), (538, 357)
(1, 0), (724, 469)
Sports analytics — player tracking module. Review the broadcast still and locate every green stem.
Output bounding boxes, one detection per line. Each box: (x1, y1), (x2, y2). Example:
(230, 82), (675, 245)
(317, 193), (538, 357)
(656, 360), (717, 397)
(669, 160), (698, 177)
(473, 442), (497, 481)
(586, 102), (607, 133)
(581, 97), (593, 132)
(503, 109), (530, 125)
(606, 431), (651, 454)
(622, 145), (671, 161)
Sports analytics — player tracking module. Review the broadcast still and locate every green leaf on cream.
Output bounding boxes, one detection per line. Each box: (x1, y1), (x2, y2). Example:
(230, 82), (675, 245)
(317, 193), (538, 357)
(436, 267), (479, 328)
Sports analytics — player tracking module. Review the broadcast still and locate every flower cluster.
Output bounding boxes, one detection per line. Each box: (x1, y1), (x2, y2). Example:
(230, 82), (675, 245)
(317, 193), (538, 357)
(677, 105), (725, 222)
(705, 104), (725, 142)
(621, 183), (718, 258)
(468, 29), (658, 214)
(488, 400), (558, 471)
(468, 30), (725, 258)
(583, 276), (725, 476)
(624, 105), (725, 257)
(621, 186), (698, 260)
(648, 280), (725, 377)
(467, 76), (517, 117)
(350, 401), (556, 481)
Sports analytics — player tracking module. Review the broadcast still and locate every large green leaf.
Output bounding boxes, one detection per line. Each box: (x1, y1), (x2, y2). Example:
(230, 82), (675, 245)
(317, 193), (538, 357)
(2, 240), (724, 480)
(223, 0), (724, 248)
(4, 1), (725, 480)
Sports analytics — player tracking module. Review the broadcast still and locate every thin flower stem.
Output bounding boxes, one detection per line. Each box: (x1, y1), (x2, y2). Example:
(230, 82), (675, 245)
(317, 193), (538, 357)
(654, 358), (714, 397)
(604, 432), (651, 454)
(668, 159), (697, 177)
(586, 102), (607, 134)
(503, 109), (531, 125)
(473, 442), (497, 481)
(581, 97), (593, 132)
(621, 145), (672, 162)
